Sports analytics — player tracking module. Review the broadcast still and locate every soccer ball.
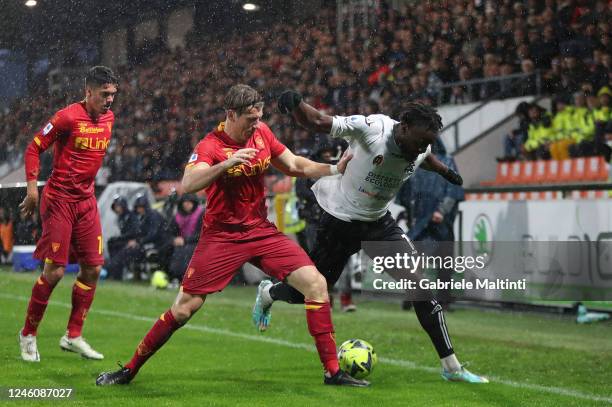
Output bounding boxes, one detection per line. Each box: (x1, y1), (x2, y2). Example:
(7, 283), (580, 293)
(338, 339), (377, 379)
(151, 270), (169, 289)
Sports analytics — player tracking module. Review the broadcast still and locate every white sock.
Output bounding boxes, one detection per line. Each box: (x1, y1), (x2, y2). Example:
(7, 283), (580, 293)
(261, 282), (273, 307)
(441, 354), (461, 373)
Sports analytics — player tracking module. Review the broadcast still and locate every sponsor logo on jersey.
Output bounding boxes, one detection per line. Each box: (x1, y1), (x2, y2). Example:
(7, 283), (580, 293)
(373, 155), (384, 166)
(74, 136), (110, 151)
(42, 122), (53, 136)
(188, 153), (198, 163)
(365, 117), (374, 126)
(226, 156), (272, 177)
(52, 242), (61, 253)
(78, 122), (105, 134)
(186, 267), (195, 279)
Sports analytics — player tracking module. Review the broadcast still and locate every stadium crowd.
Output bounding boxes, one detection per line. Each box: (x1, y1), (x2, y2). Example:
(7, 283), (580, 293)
(0, 0), (610, 186)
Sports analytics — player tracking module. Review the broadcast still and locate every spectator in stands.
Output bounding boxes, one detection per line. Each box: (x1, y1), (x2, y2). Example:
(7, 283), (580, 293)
(167, 194), (203, 285)
(502, 101), (531, 161)
(106, 195), (142, 280)
(13, 209), (40, 246)
(524, 104), (553, 160)
(568, 91), (593, 157)
(295, 143), (335, 252)
(397, 139), (464, 309)
(549, 96), (576, 160)
(519, 59), (538, 96)
(0, 207), (14, 264)
(3, 0), (611, 182)
(594, 86), (612, 160)
(133, 194), (170, 270)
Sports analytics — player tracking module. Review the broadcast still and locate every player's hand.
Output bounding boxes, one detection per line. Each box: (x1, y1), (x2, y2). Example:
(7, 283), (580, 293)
(336, 149), (353, 175)
(432, 211), (444, 224)
(224, 148), (258, 168)
(277, 90), (303, 114)
(443, 167), (463, 185)
(173, 236), (185, 246)
(19, 191), (38, 217)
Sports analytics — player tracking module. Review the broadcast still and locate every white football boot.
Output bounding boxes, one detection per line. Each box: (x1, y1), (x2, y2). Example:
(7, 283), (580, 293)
(60, 335), (104, 360)
(19, 330), (40, 362)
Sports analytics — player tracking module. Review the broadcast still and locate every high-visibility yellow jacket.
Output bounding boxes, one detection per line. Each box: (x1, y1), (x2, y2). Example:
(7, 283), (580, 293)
(524, 113), (554, 151)
(551, 106), (574, 141)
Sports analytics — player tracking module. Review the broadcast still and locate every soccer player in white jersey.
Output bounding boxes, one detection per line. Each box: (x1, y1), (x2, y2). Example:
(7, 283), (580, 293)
(252, 90), (488, 384)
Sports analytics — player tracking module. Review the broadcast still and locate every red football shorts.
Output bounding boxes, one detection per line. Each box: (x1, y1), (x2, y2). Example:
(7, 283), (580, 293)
(181, 223), (314, 295)
(34, 191), (104, 266)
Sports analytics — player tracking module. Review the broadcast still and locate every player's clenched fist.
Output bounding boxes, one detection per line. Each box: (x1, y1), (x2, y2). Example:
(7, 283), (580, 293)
(277, 90), (302, 114)
(223, 148), (258, 168)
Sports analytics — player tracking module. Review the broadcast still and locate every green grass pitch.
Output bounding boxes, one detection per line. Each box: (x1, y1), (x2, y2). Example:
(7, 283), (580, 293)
(1, 268), (611, 406)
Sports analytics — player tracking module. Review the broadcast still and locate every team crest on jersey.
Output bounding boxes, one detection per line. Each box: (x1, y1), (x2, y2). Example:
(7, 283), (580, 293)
(223, 148), (235, 159)
(52, 242), (61, 253)
(373, 155), (384, 166)
(42, 122), (53, 136)
(254, 135), (265, 149)
(186, 267), (195, 279)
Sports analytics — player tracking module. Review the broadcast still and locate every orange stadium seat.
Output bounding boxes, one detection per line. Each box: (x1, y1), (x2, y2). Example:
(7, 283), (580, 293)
(507, 161), (522, 184)
(518, 161), (536, 184)
(542, 159), (559, 183)
(495, 162), (510, 184)
(584, 156), (609, 181)
(572, 157), (587, 181)
(532, 160), (548, 184)
(557, 159), (574, 182)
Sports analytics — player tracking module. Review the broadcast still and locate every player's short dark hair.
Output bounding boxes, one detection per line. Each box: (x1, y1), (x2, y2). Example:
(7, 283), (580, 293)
(85, 66), (118, 88)
(224, 84), (264, 115)
(398, 103), (443, 134)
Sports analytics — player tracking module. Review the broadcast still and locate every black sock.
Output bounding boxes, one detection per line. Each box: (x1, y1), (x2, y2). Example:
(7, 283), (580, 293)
(269, 282), (305, 304)
(413, 300), (454, 358)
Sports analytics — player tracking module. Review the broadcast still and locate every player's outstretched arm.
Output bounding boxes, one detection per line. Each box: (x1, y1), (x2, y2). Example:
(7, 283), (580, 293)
(277, 90), (333, 133)
(421, 154), (463, 186)
(181, 148), (258, 193)
(272, 149), (352, 178)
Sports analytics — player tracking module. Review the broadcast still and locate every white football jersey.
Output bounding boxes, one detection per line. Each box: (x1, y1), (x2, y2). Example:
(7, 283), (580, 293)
(312, 114), (431, 222)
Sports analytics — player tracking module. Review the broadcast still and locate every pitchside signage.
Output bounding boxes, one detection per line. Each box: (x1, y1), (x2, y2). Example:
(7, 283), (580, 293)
(457, 200), (612, 301)
(360, 200), (612, 301)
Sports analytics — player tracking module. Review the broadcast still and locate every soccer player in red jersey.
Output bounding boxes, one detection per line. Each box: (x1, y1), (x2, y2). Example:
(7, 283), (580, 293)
(18, 66), (118, 362)
(96, 84), (368, 387)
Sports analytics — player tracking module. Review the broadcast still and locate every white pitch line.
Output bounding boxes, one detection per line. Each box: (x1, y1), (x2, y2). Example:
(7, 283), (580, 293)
(1, 292), (611, 404)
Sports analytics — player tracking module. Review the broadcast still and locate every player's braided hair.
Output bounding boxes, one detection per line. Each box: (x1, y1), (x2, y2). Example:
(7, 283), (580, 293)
(398, 102), (443, 133)
(85, 66), (118, 88)
(224, 84), (264, 115)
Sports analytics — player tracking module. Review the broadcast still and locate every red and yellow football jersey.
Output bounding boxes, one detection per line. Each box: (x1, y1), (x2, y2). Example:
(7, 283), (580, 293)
(188, 122), (286, 239)
(25, 102), (114, 201)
